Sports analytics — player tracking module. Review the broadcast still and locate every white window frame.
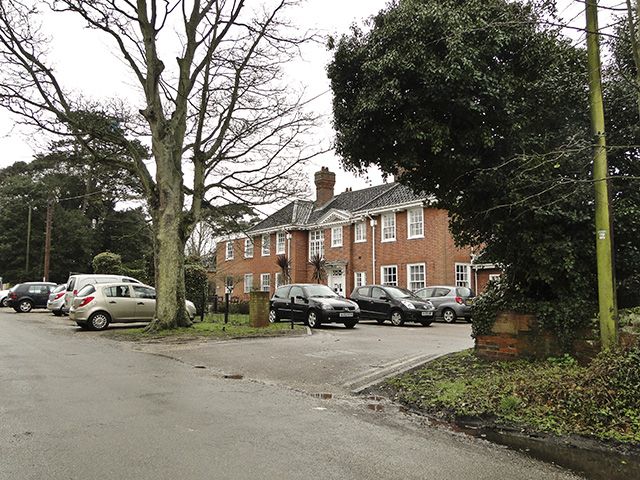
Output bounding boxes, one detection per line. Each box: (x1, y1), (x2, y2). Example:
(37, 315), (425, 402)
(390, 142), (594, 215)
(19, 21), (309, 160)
(455, 263), (471, 288)
(225, 241), (234, 260)
(407, 208), (424, 239)
(354, 222), (366, 243)
(380, 265), (398, 286)
(331, 226), (343, 247)
(244, 238), (253, 258)
(276, 232), (286, 255)
(261, 234), (271, 256)
(244, 273), (253, 293)
(275, 272), (283, 288)
(407, 263), (426, 291)
(381, 212), (396, 242)
(354, 271), (367, 288)
(260, 273), (271, 292)
(309, 230), (324, 260)
(489, 273), (501, 282)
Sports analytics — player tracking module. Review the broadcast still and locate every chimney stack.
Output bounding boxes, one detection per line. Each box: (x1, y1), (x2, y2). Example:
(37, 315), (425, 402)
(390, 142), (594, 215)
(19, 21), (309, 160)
(314, 167), (335, 206)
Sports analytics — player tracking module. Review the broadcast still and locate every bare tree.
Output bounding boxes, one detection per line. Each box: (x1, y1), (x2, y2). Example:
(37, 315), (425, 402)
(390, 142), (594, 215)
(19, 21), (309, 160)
(0, 0), (321, 330)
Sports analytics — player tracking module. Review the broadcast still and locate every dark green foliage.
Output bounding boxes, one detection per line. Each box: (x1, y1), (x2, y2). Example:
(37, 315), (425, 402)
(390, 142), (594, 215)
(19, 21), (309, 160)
(185, 263), (208, 315)
(308, 254), (326, 283)
(329, 0), (640, 343)
(0, 128), (152, 284)
(92, 252), (123, 274)
(386, 348), (640, 443)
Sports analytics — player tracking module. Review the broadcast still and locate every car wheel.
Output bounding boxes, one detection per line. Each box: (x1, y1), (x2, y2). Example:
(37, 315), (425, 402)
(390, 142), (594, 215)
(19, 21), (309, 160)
(344, 320), (357, 329)
(442, 308), (457, 324)
(53, 309), (63, 317)
(269, 309), (279, 323)
(89, 312), (110, 331)
(76, 322), (91, 330)
(307, 310), (320, 328)
(18, 300), (33, 313)
(375, 318), (385, 325)
(390, 310), (405, 326)
(1, 297), (8, 307)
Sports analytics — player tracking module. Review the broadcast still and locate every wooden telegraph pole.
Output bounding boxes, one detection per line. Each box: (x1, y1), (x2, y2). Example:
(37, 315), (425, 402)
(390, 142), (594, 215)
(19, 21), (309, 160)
(585, 0), (618, 348)
(43, 198), (54, 282)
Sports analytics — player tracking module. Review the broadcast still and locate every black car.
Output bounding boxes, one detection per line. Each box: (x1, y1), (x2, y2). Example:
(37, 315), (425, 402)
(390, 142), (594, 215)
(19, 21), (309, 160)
(7, 282), (57, 313)
(350, 285), (435, 326)
(269, 283), (360, 329)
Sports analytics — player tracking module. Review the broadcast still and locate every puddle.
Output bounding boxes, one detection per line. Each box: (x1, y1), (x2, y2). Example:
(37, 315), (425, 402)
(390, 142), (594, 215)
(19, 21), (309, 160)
(456, 423), (640, 479)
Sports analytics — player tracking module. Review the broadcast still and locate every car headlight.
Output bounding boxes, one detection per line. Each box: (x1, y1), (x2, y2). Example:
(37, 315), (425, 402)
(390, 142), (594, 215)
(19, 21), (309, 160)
(320, 303), (333, 310)
(400, 300), (415, 309)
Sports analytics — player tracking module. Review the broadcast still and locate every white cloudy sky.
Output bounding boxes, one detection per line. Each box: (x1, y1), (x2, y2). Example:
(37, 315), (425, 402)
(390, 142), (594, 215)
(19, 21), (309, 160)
(0, 0), (390, 195)
(0, 0), (619, 196)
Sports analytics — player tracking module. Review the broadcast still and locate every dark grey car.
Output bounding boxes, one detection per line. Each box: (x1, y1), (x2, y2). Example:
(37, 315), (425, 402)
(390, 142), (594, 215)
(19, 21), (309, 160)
(413, 286), (475, 323)
(350, 285), (435, 326)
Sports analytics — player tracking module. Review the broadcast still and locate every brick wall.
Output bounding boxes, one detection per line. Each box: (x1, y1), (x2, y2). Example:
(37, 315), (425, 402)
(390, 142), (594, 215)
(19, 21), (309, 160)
(216, 206), (478, 299)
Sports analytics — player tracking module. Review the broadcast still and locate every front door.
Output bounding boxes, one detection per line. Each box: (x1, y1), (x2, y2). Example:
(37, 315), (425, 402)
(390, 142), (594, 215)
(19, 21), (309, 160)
(328, 268), (345, 296)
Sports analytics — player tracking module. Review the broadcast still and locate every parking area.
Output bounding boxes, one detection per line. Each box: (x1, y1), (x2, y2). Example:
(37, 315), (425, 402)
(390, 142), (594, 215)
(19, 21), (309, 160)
(1, 308), (473, 395)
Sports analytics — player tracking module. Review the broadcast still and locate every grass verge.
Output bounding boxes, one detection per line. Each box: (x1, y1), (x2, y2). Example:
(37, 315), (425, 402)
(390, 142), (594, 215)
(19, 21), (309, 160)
(103, 313), (306, 341)
(381, 348), (640, 445)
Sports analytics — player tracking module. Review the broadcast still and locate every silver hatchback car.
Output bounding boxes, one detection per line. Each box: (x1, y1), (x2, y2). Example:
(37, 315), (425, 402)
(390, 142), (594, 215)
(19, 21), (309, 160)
(70, 282), (197, 330)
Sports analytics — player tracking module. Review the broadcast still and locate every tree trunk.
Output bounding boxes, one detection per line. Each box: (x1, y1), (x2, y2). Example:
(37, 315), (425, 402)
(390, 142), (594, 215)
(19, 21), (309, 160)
(145, 146), (191, 331)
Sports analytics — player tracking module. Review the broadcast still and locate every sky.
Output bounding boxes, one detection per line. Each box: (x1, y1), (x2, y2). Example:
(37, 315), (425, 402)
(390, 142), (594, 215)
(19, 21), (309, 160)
(0, 0), (620, 200)
(0, 0), (390, 197)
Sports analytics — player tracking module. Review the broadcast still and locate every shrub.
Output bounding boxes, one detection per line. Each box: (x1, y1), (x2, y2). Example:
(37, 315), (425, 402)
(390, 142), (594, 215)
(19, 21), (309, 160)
(185, 263), (208, 315)
(92, 252), (122, 274)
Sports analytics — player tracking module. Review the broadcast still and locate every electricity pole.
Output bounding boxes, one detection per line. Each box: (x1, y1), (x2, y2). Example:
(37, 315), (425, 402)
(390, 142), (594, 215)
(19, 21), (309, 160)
(43, 198), (54, 281)
(585, 0), (618, 348)
(25, 204), (32, 276)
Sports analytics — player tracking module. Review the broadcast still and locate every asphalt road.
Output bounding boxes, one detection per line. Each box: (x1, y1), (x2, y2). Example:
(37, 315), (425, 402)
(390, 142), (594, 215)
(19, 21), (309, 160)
(0, 309), (583, 480)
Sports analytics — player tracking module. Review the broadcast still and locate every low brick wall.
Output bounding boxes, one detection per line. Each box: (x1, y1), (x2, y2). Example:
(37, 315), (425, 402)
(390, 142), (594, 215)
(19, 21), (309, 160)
(476, 312), (640, 362)
(475, 312), (562, 361)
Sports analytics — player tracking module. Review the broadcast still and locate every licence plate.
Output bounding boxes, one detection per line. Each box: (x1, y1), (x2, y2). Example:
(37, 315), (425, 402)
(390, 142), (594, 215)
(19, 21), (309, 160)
(339, 312), (354, 317)
(421, 311), (433, 316)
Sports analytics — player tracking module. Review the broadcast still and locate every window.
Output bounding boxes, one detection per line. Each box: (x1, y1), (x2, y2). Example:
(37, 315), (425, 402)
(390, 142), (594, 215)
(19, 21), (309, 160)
(407, 208), (424, 239)
(371, 287), (386, 299)
(309, 230), (324, 259)
(455, 263), (471, 288)
(381, 265), (398, 286)
(275, 272), (283, 288)
(132, 285), (156, 299)
(244, 274), (253, 293)
(331, 226), (343, 247)
(225, 240), (234, 260)
(260, 273), (270, 292)
(407, 263), (426, 291)
(489, 273), (501, 282)
(274, 285), (291, 299)
(354, 271), (366, 288)
(381, 213), (396, 242)
(354, 222), (366, 243)
(104, 285), (130, 298)
(261, 234), (271, 256)
(276, 232), (286, 254)
(244, 238), (254, 258)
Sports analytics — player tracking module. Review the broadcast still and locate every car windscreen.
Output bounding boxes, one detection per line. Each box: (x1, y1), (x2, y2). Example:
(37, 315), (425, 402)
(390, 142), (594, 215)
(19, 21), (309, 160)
(77, 285), (96, 297)
(305, 285), (339, 298)
(456, 287), (474, 297)
(385, 287), (415, 299)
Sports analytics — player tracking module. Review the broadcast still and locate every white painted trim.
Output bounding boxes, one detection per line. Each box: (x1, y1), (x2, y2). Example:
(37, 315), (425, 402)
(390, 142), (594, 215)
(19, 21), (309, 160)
(406, 263), (426, 291)
(407, 208), (425, 240)
(380, 212), (397, 243)
(380, 264), (398, 286)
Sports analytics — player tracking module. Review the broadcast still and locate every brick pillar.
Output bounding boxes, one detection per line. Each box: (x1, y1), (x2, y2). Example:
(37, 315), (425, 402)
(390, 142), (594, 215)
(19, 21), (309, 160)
(249, 291), (270, 327)
(314, 167), (335, 206)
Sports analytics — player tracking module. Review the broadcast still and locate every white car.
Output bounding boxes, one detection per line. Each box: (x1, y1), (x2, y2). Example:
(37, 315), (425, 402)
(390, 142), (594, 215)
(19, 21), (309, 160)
(46, 284), (67, 316)
(0, 288), (9, 307)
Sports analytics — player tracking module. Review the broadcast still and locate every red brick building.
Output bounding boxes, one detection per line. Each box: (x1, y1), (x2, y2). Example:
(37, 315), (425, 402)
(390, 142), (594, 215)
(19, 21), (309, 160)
(216, 168), (497, 299)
